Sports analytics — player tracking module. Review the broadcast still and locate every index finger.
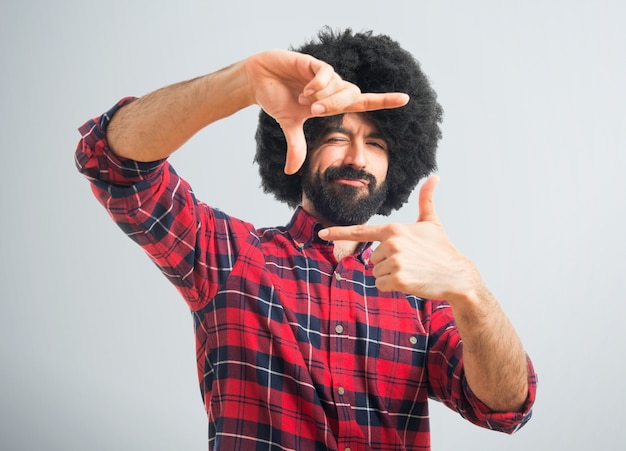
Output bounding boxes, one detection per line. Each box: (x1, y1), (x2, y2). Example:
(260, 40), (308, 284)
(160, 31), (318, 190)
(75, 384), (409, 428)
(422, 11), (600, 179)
(312, 91), (410, 117)
(318, 224), (391, 243)
(343, 92), (410, 113)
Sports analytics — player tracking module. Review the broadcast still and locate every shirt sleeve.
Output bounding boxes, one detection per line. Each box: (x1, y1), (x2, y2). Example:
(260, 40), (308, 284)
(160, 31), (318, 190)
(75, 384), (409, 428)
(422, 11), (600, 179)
(426, 300), (538, 434)
(75, 98), (251, 311)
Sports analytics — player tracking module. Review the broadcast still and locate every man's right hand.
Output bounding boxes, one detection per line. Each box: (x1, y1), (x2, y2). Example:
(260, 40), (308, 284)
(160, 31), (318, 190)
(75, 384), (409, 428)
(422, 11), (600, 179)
(244, 50), (409, 174)
(107, 50), (408, 168)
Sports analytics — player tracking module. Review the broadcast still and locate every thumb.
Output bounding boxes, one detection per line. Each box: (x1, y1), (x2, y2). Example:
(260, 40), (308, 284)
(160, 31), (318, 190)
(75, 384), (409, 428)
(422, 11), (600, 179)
(417, 174), (440, 223)
(281, 121), (308, 175)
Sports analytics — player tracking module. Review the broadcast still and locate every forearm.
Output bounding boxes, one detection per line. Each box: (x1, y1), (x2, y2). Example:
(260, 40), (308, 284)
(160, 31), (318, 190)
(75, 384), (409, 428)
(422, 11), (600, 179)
(107, 60), (253, 162)
(448, 279), (529, 412)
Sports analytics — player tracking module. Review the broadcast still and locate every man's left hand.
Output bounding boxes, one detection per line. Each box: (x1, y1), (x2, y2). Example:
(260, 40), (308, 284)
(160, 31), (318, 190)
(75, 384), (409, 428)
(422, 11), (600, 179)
(319, 175), (481, 302)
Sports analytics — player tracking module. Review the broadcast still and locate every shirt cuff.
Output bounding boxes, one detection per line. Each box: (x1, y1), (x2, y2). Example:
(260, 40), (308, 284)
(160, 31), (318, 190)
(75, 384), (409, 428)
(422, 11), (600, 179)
(75, 97), (167, 195)
(463, 356), (538, 434)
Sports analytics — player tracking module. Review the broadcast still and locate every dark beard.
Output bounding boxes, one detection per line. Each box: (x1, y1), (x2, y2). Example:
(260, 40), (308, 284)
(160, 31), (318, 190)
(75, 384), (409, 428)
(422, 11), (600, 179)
(302, 165), (388, 226)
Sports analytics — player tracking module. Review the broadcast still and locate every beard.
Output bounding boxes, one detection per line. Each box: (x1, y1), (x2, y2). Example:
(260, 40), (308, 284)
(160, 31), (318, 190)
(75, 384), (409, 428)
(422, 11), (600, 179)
(301, 165), (388, 226)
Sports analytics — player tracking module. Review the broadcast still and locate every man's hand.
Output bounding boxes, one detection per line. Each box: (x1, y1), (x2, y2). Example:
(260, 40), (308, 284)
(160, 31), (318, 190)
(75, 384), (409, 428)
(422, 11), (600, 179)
(107, 50), (407, 167)
(245, 50), (410, 174)
(320, 175), (531, 411)
(318, 175), (481, 302)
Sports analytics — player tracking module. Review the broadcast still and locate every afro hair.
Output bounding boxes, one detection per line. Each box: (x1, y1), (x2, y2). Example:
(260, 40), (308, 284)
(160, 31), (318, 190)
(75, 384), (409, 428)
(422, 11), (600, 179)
(254, 27), (443, 216)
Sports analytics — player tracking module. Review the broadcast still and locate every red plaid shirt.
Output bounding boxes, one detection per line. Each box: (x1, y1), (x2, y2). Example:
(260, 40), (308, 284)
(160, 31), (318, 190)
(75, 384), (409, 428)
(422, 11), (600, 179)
(75, 99), (537, 450)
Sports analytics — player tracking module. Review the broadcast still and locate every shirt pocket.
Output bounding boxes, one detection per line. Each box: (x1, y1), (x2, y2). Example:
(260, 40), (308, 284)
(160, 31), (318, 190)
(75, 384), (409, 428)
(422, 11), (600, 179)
(358, 293), (430, 414)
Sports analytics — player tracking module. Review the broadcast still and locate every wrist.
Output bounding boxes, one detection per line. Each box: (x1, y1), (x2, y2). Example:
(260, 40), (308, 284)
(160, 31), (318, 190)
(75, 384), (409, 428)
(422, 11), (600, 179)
(200, 60), (256, 117)
(228, 58), (257, 109)
(444, 261), (497, 319)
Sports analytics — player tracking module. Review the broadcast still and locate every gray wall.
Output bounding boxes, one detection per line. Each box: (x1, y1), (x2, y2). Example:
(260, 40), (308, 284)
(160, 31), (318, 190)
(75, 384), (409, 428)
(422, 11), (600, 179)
(1, 1), (624, 449)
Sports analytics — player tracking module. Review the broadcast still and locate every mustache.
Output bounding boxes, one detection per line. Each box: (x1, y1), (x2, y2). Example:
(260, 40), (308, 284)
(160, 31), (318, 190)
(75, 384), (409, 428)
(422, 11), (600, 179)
(323, 166), (377, 186)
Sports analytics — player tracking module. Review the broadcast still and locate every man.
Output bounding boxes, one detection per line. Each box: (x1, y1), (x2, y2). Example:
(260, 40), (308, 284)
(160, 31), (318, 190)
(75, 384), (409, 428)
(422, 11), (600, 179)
(76, 28), (536, 450)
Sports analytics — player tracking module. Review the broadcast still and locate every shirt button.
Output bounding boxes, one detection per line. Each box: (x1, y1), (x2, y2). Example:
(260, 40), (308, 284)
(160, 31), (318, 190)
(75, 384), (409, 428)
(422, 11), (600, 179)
(338, 386), (345, 395)
(409, 336), (418, 345)
(335, 324), (344, 334)
(334, 272), (342, 281)
(297, 242), (305, 249)
(345, 447), (351, 451)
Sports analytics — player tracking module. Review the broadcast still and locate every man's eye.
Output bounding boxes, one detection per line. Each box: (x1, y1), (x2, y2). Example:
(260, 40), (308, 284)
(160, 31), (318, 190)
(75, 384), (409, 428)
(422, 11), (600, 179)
(368, 141), (387, 150)
(327, 137), (347, 143)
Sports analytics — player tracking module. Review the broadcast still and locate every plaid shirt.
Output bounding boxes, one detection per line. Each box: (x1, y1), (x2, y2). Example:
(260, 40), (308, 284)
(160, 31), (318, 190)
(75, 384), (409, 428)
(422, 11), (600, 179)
(75, 99), (536, 450)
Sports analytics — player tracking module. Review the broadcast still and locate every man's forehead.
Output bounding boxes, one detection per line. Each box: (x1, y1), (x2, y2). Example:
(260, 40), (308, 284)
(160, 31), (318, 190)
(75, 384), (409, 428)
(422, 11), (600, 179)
(324, 113), (382, 135)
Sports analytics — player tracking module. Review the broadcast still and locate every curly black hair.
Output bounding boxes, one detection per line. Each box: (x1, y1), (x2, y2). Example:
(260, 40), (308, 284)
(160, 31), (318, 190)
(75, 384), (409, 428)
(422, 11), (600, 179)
(254, 27), (443, 215)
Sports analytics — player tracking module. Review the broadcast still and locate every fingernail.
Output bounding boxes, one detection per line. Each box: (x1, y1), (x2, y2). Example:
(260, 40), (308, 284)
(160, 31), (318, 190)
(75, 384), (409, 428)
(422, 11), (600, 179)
(311, 103), (326, 115)
(318, 229), (329, 238)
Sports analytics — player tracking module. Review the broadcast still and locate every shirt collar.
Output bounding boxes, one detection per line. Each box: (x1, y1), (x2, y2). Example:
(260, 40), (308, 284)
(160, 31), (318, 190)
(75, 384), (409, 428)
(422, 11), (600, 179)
(286, 207), (373, 262)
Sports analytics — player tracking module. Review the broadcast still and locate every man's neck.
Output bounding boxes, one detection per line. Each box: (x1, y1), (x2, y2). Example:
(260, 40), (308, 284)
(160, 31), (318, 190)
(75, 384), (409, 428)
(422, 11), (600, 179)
(300, 200), (362, 261)
(333, 240), (360, 261)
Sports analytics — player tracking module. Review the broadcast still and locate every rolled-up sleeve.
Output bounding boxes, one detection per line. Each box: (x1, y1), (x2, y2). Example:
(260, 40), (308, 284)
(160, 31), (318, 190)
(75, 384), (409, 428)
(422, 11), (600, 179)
(427, 300), (537, 434)
(75, 99), (248, 310)
(460, 357), (537, 433)
(75, 97), (166, 190)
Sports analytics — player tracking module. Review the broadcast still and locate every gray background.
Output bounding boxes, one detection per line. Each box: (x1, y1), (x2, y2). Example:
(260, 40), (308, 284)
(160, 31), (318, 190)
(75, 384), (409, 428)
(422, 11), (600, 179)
(2, 0), (625, 449)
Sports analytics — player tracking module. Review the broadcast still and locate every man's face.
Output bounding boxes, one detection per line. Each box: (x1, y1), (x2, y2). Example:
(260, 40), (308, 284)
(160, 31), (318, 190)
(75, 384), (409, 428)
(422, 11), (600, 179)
(301, 113), (389, 226)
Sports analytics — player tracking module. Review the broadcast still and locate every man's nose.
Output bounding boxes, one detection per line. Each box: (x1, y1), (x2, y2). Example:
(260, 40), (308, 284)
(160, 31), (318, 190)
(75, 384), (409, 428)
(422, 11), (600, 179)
(343, 140), (367, 168)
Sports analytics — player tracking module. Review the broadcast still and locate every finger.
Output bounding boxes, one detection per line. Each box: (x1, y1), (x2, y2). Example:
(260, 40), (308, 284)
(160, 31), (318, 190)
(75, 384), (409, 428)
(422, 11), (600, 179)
(280, 121), (308, 175)
(371, 257), (394, 280)
(343, 92), (410, 112)
(318, 223), (390, 243)
(299, 60), (345, 113)
(369, 243), (390, 266)
(310, 91), (410, 117)
(307, 80), (361, 116)
(301, 61), (337, 98)
(301, 63), (409, 116)
(417, 174), (440, 223)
